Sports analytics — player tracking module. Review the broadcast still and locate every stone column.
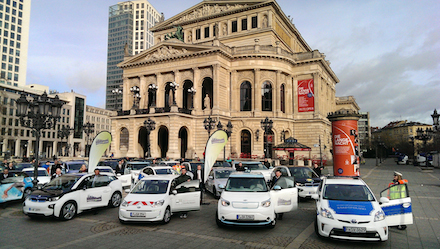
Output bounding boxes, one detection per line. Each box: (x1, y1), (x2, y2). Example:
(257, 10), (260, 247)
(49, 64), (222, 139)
(254, 69), (261, 112)
(139, 76), (147, 109)
(193, 67), (201, 114)
(174, 70), (182, 107)
(328, 110), (362, 176)
(313, 73), (320, 118)
(286, 75), (293, 118)
(231, 70), (238, 112)
(122, 77), (130, 110)
(275, 70), (281, 116)
(212, 64), (220, 112)
(53, 140), (57, 158)
(156, 73), (163, 108)
(15, 139), (20, 158)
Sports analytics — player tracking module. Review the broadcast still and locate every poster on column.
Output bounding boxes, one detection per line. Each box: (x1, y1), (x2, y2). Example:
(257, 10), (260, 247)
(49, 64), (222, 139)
(332, 120), (359, 176)
(298, 79), (314, 112)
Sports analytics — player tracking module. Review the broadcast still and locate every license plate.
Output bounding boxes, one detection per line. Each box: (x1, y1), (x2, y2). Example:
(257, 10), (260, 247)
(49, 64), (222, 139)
(308, 191), (316, 194)
(29, 208), (40, 212)
(130, 212), (146, 217)
(344, 227), (366, 233)
(237, 215), (254, 220)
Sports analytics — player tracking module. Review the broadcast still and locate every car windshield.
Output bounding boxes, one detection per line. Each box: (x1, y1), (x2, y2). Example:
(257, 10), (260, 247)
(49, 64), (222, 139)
(215, 170), (233, 179)
(323, 184), (375, 201)
(289, 167), (318, 179)
(243, 163), (268, 170)
(97, 168), (113, 173)
(98, 161), (118, 170)
(68, 163), (83, 170)
(43, 175), (81, 192)
(155, 168), (175, 175)
(127, 163), (150, 170)
(16, 163), (32, 170)
(225, 177), (268, 192)
(23, 170), (48, 177)
(131, 179), (169, 194)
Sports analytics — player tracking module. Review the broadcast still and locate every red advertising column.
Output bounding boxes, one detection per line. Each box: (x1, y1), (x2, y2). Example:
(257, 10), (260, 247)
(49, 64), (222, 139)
(328, 110), (362, 176)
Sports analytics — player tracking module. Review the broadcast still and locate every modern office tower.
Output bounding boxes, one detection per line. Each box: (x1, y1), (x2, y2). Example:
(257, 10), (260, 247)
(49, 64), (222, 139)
(106, 0), (161, 111)
(0, 0), (31, 87)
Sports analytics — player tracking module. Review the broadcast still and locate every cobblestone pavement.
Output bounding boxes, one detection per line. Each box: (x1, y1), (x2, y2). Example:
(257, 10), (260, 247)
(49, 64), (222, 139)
(0, 159), (439, 249)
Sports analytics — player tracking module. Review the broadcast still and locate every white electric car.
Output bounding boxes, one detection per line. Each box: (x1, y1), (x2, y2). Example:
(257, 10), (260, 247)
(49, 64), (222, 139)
(119, 175), (201, 224)
(23, 173), (122, 220)
(216, 172), (297, 228)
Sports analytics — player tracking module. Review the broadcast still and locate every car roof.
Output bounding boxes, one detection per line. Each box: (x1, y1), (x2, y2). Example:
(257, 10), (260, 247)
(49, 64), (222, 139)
(22, 167), (47, 171)
(138, 175), (178, 180)
(233, 161), (263, 164)
(127, 161), (151, 164)
(229, 171), (264, 178)
(324, 177), (365, 185)
(212, 167), (235, 171)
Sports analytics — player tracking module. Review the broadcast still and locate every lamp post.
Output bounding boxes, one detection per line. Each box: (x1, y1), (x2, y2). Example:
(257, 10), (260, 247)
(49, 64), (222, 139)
(203, 116), (216, 137)
(188, 87), (196, 109)
(415, 127), (433, 153)
(130, 86), (141, 109)
(16, 92), (64, 188)
(82, 122), (95, 157)
(170, 82), (179, 106)
(148, 84), (158, 107)
(432, 109), (439, 131)
(260, 117), (273, 159)
(143, 118), (156, 158)
(57, 125), (74, 156)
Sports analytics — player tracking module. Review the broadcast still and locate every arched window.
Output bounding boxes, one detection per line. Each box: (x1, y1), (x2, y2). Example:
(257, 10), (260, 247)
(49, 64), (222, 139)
(240, 130), (251, 158)
(202, 77), (213, 110)
(261, 81), (272, 111)
(240, 81), (252, 111)
(120, 128), (129, 150)
(280, 84), (285, 113)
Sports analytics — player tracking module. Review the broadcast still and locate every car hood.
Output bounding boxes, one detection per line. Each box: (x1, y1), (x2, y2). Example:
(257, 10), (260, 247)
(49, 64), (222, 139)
(323, 199), (378, 216)
(30, 189), (64, 198)
(221, 191), (270, 202)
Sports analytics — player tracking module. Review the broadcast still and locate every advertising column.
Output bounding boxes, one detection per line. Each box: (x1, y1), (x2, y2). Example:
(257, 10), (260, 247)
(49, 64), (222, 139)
(328, 110), (361, 176)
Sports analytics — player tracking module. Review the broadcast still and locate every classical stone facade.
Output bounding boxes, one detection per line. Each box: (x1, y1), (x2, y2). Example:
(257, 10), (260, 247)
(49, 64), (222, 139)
(111, 0), (339, 161)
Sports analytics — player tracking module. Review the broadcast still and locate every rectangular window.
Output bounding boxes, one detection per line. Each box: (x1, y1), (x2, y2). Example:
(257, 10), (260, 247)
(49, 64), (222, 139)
(196, 28), (201, 40)
(8, 64), (11, 70)
(5, 6), (9, 13)
(10, 24), (14, 31)
(18, 11), (21, 18)
(16, 42), (19, 48)
(242, 18), (247, 31)
(1, 63), (4, 69)
(3, 30), (8, 37)
(5, 14), (9, 21)
(15, 50), (18, 56)
(20, 129), (23, 136)
(13, 1), (16, 7)
(16, 34), (20, 40)
(10, 33), (14, 39)
(8, 56), (12, 62)
(7, 72), (12, 80)
(232, 20), (237, 33)
(204, 26), (209, 38)
(4, 23), (8, 29)
(17, 26), (20, 33)
(9, 48), (13, 54)
(13, 73), (17, 81)
(8, 118), (13, 126)
(26, 130), (29, 137)
(14, 57), (18, 64)
(17, 19), (21, 25)
(11, 16), (15, 23)
(12, 9), (15, 15)
(2, 55), (6, 61)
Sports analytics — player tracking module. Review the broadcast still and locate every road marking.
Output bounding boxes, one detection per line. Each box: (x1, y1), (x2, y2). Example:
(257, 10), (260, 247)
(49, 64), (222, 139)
(362, 166), (377, 179)
(285, 222), (314, 249)
(413, 196), (440, 199)
(428, 173), (439, 181)
(415, 216), (439, 221)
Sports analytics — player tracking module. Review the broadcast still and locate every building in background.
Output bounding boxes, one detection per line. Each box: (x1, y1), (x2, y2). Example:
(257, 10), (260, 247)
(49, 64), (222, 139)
(85, 105), (117, 156)
(335, 96), (360, 113)
(0, 0), (31, 87)
(106, 0), (161, 111)
(358, 112), (371, 152)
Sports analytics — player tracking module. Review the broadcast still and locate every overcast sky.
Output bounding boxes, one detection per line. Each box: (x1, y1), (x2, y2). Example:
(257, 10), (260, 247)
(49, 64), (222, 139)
(27, 0), (440, 127)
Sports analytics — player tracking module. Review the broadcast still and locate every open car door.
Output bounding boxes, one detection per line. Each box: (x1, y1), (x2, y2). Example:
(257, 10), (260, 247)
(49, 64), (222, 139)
(379, 183), (413, 226)
(170, 180), (201, 212)
(270, 176), (298, 214)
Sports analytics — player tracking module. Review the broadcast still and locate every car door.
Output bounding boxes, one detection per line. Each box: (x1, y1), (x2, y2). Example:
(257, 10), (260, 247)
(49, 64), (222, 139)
(270, 176), (298, 214)
(79, 176), (112, 210)
(379, 183), (413, 226)
(170, 179), (201, 212)
(0, 175), (25, 202)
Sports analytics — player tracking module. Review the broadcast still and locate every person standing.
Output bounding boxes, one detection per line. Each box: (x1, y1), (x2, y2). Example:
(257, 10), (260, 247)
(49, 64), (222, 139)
(263, 158), (271, 169)
(312, 163), (323, 177)
(1, 168), (13, 181)
(270, 170), (282, 188)
(51, 168), (63, 180)
(115, 160), (124, 174)
(194, 165), (205, 204)
(6, 162), (15, 171)
(235, 162), (245, 171)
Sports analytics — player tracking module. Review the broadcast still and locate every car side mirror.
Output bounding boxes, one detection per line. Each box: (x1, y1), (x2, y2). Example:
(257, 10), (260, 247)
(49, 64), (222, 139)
(273, 185), (281, 191)
(172, 190), (177, 195)
(379, 197), (390, 204)
(311, 193), (319, 200)
(208, 176), (213, 180)
(117, 173), (121, 177)
(218, 184), (225, 189)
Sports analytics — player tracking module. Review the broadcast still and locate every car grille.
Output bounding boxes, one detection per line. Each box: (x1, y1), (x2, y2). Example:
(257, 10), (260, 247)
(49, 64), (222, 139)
(331, 228), (379, 238)
(337, 219), (370, 224)
(30, 196), (48, 202)
(232, 202), (259, 209)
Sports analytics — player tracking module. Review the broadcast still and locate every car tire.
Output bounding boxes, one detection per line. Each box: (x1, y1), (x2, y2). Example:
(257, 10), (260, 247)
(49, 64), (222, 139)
(213, 186), (219, 199)
(162, 207), (171, 224)
(22, 188), (32, 201)
(215, 211), (224, 228)
(60, 201), (77, 221)
(397, 225), (407, 230)
(268, 214), (276, 229)
(109, 192), (122, 208)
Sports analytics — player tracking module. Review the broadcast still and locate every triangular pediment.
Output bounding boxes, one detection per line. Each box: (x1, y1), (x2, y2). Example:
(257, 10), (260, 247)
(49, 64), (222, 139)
(151, 0), (269, 32)
(118, 41), (226, 68)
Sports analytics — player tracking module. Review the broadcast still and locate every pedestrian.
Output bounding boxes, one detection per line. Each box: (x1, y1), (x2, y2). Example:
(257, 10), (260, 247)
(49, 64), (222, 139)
(115, 160), (124, 174)
(51, 168), (62, 180)
(79, 164), (87, 173)
(270, 170), (282, 188)
(312, 163), (323, 177)
(50, 160), (62, 176)
(263, 158), (271, 169)
(6, 162), (15, 171)
(2, 159), (8, 168)
(43, 161), (51, 170)
(1, 168), (13, 180)
(235, 162), (245, 171)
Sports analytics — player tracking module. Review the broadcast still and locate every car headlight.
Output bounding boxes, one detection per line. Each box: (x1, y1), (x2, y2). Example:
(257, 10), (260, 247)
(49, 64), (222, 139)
(374, 210), (385, 222)
(152, 199), (165, 207)
(320, 208), (334, 219)
(296, 182), (304, 186)
(220, 198), (230, 206)
(48, 196), (60, 202)
(261, 199), (271, 207)
(121, 200), (129, 207)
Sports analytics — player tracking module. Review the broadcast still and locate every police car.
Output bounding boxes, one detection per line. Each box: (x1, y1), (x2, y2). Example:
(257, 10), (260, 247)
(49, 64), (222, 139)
(23, 173), (122, 220)
(216, 172), (297, 228)
(119, 175), (200, 223)
(313, 176), (413, 241)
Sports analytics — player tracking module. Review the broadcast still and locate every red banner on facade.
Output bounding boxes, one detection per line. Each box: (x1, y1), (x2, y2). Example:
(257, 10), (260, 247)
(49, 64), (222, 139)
(298, 79), (315, 112)
(332, 120), (360, 176)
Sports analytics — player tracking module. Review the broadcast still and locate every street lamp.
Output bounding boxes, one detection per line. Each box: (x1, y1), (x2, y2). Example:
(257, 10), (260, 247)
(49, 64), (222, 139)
(260, 117), (273, 159)
(130, 86), (141, 109)
(432, 109), (439, 131)
(112, 88), (123, 110)
(82, 122), (95, 157)
(148, 84), (158, 107)
(16, 92), (64, 188)
(143, 118), (156, 158)
(57, 125), (74, 156)
(188, 87), (196, 109)
(203, 116), (216, 137)
(170, 82), (179, 106)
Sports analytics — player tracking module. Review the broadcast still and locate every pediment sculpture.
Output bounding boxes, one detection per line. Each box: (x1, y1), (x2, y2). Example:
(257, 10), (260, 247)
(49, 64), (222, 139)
(145, 46), (188, 60)
(172, 4), (248, 25)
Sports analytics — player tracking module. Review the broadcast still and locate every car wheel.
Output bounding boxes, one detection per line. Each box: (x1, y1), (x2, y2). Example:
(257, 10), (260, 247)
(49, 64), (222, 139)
(60, 201), (77, 221)
(397, 225), (407, 230)
(268, 214), (276, 229)
(215, 211), (223, 228)
(119, 218), (126, 224)
(162, 207), (171, 224)
(22, 188), (32, 201)
(213, 186), (219, 199)
(109, 192), (122, 208)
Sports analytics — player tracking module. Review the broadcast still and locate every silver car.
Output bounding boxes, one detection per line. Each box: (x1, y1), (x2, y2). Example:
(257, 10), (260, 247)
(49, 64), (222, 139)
(205, 167), (235, 198)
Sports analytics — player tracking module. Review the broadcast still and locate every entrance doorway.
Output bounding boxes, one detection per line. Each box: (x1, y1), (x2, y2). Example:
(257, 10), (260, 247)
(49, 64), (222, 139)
(158, 126), (169, 158)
